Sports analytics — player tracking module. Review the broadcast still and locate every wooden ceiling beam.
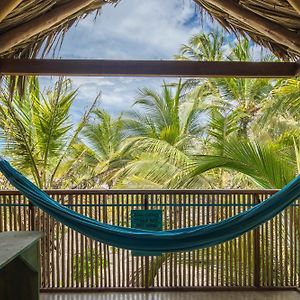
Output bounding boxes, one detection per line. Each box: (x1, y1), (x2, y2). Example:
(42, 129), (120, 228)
(0, 0), (96, 54)
(0, 0), (23, 23)
(0, 59), (298, 78)
(198, 0), (300, 55)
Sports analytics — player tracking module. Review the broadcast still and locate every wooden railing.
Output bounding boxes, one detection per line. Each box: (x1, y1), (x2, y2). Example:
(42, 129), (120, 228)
(0, 189), (299, 290)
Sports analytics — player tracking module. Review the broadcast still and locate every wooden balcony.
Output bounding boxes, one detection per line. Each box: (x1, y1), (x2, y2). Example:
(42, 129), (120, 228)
(0, 189), (299, 293)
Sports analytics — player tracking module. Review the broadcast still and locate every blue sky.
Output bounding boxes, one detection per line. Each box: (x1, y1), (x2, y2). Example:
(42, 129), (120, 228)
(41, 0), (217, 121)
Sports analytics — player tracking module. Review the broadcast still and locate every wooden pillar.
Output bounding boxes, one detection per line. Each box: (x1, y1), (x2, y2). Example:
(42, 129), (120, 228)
(253, 194), (261, 288)
(144, 194), (150, 289)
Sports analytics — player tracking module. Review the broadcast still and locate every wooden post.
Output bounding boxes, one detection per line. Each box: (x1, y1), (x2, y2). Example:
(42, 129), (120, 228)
(29, 202), (35, 231)
(144, 194), (149, 289)
(253, 194), (261, 288)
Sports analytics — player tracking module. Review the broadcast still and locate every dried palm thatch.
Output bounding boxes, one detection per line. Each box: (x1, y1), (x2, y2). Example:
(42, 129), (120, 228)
(194, 0), (300, 60)
(0, 0), (118, 59)
(0, 0), (299, 61)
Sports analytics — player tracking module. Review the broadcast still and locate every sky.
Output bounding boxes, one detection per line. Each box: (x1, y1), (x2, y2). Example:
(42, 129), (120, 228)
(41, 0), (218, 122)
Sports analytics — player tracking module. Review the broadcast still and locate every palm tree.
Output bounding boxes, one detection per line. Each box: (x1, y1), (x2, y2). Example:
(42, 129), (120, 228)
(118, 80), (209, 189)
(175, 30), (225, 61)
(124, 80), (204, 148)
(0, 77), (95, 188)
(256, 78), (300, 142)
(176, 32), (275, 137)
(187, 137), (296, 189)
(73, 109), (132, 189)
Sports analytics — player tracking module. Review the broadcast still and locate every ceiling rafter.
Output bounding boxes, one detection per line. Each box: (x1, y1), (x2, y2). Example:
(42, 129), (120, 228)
(0, 59), (298, 78)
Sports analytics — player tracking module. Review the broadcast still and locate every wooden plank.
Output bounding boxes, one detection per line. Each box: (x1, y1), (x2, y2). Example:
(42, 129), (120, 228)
(0, 59), (298, 78)
(0, 231), (42, 269)
(253, 194), (261, 287)
(0, 188), (280, 195)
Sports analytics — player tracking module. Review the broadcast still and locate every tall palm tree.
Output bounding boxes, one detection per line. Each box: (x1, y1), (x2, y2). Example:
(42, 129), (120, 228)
(0, 77), (95, 188)
(118, 80), (208, 189)
(73, 109), (132, 189)
(124, 80), (204, 149)
(256, 78), (300, 142)
(175, 30), (225, 61)
(177, 32), (274, 137)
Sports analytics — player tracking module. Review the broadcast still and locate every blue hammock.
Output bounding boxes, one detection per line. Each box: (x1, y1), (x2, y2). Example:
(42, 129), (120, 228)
(0, 157), (299, 254)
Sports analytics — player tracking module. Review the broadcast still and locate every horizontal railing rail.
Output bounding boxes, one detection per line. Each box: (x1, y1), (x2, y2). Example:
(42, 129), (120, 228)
(0, 189), (299, 290)
(0, 189), (281, 195)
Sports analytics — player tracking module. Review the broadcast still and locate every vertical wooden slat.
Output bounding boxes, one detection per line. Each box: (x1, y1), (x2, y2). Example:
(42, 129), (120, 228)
(111, 194), (116, 288)
(253, 194), (261, 287)
(242, 194), (247, 286)
(178, 194), (183, 287)
(279, 209), (284, 286)
(94, 194), (100, 287)
(220, 194), (225, 287)
(210, 194), (215, 287)
(274, 207), (279, 286)
(173, 193), (178, 287)
(225, 193), (229, 287)
(201, 194), (205, 286)
(0, 195), (3, 232)
(56, 195), (61, 287)
(270, 200), (274, 286)
(206, 193), (210, 286)
(197, 193), (201, 287)
(69, 195), (74, 288)
(120, 193), (125, 288)
(192, 194), (196, 287)
(233, 193), (238, 286)
(125, 193), (130, 288)
(284, 208), (289, 286)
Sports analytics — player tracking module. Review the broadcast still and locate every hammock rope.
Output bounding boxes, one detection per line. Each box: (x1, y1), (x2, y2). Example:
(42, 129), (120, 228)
(0, 157), (299, 254)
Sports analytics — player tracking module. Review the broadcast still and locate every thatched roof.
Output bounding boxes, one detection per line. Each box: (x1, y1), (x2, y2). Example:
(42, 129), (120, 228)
(0, 0), (299, 61)
(195, 0), (300, 60)
(0, 0), (118, 58)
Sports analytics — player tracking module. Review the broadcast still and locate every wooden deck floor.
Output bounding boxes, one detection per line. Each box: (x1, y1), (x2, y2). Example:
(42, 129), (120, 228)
(40, 291), (300, 300)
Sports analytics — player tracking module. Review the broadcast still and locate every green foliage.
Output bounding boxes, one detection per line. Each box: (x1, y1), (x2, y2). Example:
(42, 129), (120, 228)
(189, 138), (295, 189)
(0, 33), (299, 193)
(0, 77), (95, 188)
(73, 108), (132, 188)
(73, 249), (107, 281)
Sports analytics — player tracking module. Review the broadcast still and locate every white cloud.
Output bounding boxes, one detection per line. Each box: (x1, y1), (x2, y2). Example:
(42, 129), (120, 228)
(60, 0), (201, 59)
(43, 0), (216, 122)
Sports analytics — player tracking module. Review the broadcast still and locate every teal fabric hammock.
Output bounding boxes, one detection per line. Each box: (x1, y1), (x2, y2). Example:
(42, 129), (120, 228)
(0, 157), (299, 254)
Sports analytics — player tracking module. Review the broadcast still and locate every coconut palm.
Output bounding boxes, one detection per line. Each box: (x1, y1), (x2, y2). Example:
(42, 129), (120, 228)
(255, 78), (300, 141)
(124, 80), (205, 148)
(117, 80), (209, 189)
(71, 108), (132, 189)
(0, 77), (95, 188)
(188, 137), (296, 189)
(176, 30), (225, 62)
(177, 32), (275, 137)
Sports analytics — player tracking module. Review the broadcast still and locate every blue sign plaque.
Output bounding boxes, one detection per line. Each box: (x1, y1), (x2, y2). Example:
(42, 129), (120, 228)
(131, 210), (162, 256)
